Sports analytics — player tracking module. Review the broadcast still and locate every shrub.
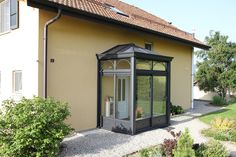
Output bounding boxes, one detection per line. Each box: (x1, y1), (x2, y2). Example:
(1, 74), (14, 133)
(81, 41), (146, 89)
(140, 145), (164, 157)
(173, 128), (195, 157)
(0, 97), (73, 157)
(170, 103), (184, 115)
(212, 95), (226, 106)
(211, 117), (235, 131)
(194, 143), (207, 157)
(162, 130), (181, 157)
(202, 140), (229, 157)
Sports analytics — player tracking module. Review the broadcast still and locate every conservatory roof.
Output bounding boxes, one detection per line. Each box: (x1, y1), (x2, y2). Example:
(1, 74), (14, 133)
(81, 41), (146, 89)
(97, 44), (173, 62)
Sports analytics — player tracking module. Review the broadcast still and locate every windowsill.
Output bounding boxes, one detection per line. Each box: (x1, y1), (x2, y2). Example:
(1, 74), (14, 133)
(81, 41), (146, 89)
(0, 30), (11, 36)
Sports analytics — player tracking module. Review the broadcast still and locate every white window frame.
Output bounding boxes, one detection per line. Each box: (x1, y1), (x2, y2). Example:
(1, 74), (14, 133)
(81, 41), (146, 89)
(12, 70), (22, 94)
(0, 0), (10, 34)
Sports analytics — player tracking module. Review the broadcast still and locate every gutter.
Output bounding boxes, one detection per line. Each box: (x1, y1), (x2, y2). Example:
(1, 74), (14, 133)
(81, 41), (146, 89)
(43, 9), (62, 98)
(28, 0), (210, 50)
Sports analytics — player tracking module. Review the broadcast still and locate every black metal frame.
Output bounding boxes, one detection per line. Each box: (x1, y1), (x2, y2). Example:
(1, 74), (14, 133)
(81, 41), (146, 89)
(96, 44), (173, 135)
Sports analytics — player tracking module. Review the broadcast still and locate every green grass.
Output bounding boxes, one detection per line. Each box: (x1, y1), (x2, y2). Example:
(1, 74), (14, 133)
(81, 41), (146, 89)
(199, 103), (236, 124)
(199, 103), (236, 143)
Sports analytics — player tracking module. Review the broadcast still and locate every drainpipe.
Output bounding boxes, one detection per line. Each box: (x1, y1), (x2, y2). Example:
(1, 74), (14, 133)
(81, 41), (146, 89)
(43, 9), (62, 98)
(191, 48), (195, 109)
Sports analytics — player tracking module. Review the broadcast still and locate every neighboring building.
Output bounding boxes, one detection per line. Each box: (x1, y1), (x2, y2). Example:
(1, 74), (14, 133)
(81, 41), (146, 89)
(0, 0), (209, 134)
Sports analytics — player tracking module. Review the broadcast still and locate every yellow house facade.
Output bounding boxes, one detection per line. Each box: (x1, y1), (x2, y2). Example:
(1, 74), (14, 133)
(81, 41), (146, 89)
(0, 0), (209, 134)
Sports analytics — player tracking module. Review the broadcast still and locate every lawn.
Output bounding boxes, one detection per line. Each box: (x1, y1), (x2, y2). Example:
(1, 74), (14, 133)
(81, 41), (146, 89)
(199, 103), (236, 124)
(199, 103), (236, 143)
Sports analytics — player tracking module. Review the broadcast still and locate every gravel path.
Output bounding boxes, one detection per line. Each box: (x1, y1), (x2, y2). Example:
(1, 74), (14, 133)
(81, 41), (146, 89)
(58, 101), (236, 157)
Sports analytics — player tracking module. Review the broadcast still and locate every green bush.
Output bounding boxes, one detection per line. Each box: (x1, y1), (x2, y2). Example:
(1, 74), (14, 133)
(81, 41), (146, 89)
(173, 128), (195, 157)
(202, 140), (229, 157)
(140, 146), (163, 157)
(0, 97), (73, 157)
(170, 103), (184, 115)
(194, 143), (207, 157)
(202, 128), (236, 142)
(212, 95), (226, 106)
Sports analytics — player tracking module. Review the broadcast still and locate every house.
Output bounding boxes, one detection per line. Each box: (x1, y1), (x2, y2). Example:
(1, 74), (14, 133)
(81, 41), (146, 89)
(0, 0), (209, 134)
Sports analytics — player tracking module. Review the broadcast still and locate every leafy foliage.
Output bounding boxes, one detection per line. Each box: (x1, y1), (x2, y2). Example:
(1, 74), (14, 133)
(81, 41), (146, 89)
(170, 103), (184, 115)
(212, 95), (226, 106)
(202, 140), (229, 157)
(0, 97), (73, 157)
(139, 145), (164, 157)
(173, 128), (195, 157)
(194, 143), (207, 157)
(161, 130), (181, 157)
(195, 31), (236, 99)
(211, 117), (235, 131)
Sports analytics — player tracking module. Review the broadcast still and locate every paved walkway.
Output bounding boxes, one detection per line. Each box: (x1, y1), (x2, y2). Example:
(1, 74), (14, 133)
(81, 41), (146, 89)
(59, 101), (236, 157)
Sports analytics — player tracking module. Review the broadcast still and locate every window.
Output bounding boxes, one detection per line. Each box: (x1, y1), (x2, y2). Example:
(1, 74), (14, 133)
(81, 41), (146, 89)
(0, 0), (10, 33)
(12, 70), (22, 94)
(0, 0), (18, 33)
(145, 43), (153, 51)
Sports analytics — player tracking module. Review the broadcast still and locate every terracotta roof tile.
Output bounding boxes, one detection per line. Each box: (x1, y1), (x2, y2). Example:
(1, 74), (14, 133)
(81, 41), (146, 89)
(38, 0), (208, 48)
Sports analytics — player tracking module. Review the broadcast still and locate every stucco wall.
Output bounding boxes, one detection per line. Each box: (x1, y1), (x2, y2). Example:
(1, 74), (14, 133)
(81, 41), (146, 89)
(0, 1), (38, 104)
(39, 10), (193, 131)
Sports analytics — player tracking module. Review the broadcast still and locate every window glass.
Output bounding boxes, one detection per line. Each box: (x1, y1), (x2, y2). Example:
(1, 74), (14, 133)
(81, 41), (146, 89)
(153, 61), (166, 71)
(102, 75), (114, 117)
(136, 59), (152, 70)
(153, 76), (166, 116)
(136, 76), (151, 119)
(13, 70), (22, 94)
(101, 60), (114, 70)
(0, 0), (10, 33)
(145, 43), (152, 51)
(116, 59), (130, 69)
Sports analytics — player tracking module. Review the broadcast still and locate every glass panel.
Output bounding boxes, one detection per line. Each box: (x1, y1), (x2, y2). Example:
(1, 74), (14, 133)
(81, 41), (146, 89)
(101, 60), (114, 70)
(136, 76), (151, 119)
(102, 75), (114, 117)
(116, 76), (131, 120)
(122, 79), (125, 101)
(118, 79), (121, 101)
(153, 61), (166, 71)
(153, 76), (166, 116)
(145, 43), (152, 51)
(136, 59), (152, 70)
(116, 59), (130, 69)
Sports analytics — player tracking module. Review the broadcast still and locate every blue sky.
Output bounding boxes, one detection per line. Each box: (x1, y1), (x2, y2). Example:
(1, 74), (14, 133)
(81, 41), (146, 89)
(124, 0), (236, 43)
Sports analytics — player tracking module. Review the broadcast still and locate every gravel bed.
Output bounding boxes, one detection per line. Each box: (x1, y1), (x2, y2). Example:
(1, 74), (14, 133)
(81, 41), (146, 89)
(58, 101), (236, 157)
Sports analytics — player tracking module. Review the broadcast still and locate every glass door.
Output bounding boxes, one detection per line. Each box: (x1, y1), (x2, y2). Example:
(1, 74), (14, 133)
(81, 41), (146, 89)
(136, 76), (151, 120)
(153, 76), (167, 117)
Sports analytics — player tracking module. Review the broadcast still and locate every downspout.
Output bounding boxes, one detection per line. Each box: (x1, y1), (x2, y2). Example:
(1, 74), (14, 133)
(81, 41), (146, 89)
(43, 9), (62, 98)
(191, 48), (195, 109)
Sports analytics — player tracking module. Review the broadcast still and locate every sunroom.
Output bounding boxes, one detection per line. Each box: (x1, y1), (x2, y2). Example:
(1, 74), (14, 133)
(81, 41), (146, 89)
(96, 44), (173, 135)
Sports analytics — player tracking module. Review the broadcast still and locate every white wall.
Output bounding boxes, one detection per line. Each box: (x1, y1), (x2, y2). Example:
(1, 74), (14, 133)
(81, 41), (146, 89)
(0, 1), (39, 104)
(193, 86), (217, 101)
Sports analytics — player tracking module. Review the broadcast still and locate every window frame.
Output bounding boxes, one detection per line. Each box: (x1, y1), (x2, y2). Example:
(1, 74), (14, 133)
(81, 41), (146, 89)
(145, 42), (153, 51)
(12, 70), (22, 94)
(0, 0), (10, 34)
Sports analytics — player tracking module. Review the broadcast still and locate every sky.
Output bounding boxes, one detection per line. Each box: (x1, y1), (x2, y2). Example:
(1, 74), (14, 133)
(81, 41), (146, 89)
(123, 0), (236, 43)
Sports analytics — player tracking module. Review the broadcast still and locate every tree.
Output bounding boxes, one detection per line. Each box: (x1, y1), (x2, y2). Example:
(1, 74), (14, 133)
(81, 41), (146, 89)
(195, 31), (236, 99)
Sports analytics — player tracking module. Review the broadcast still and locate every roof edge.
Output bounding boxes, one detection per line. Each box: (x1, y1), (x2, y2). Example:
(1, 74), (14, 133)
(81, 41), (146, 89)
(27, 0), (210, 50)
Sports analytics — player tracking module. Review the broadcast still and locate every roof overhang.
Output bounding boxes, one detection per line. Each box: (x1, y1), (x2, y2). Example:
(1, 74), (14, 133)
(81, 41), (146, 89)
(27, 0), (210, 50)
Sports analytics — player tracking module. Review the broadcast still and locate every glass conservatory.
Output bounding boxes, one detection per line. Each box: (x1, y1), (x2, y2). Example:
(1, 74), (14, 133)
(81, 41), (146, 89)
(96, 44), (173, 135)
